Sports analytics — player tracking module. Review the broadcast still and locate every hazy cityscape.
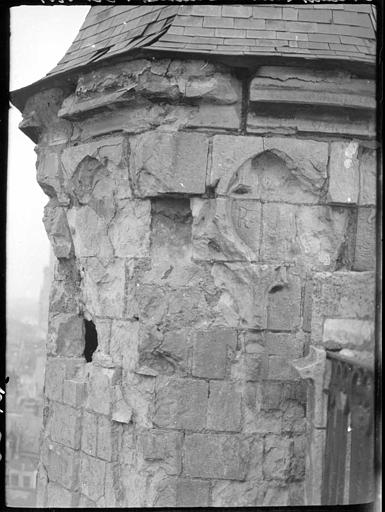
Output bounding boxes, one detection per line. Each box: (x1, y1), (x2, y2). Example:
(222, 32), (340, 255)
(6, 7), (89, 506)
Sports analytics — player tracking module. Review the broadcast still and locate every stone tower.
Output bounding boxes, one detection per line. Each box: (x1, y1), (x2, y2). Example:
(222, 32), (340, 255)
(11, 4), (377, 507)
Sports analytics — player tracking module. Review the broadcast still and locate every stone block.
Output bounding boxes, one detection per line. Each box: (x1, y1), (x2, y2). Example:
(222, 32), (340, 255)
(42, 441), (79, 491)
(263, 435), (293, 481)
(156, 330), (191, 374)
(44, 357), (84, 402)
(261, 203), (349, 269)
(176, 478), (210, 507)
(61, 135), (128, 179)
(354, 207), (376, 270)
(291, 436), (306, 481)
(289, 481), (305, 506)
(311, 271), (375, 344)
(153, 378), (208, 430)
(36, 148), (68, 203)
(209, 135), (327, 200)
(140, 429), (183, 475)
(211, 263), (278, 329)
(63, 379), (86, 407)
(152, 476), (177, 507)
(110, 319), (139, 370)
(192, 328), (237, 379)
(263, 138), (325, 196)
(302, 278), (313, 332)
(82, 257), (126, 318)
(295, 205), (349, 270)
(359, 149), (376, 205)
(244, 409), (282, 434)
(261, 381), (283, 410)
(212, 479), (261, 507)
(245, 353), (267, 381)
(94, 318), (112, 354)
(265, 138), (328, 197)
(43, 200), (73, 258)
(49, 264), (80, 315)
(185, 73), (240, 104)
(47, 483), (79, 508)
(130, 131), (209, 197)
(244, 331), (265, 353)
(261, 203), (297, 261)
(97, 416), (120, 461)
(79, 494), (96, 507)
(81, 411), (97, 456)
(247, 110), (376, 139)
(49, 402), (82, 449)
(323, 318), (374, 350)
(207, 381), (242, 432)
(66, 206), (113, 259)
(328, 141), (359, 204)
(183, 433), (249, 480)
(79, 453), (106, 502)
(208, 135), (263, 195)
(103, 462), (123, 507)
(108, 199), (151, 258)
(262, 484), (290, 506)
(187, 103), (241, 130)
(265, 332), (305, 359)
(267, 356), (300, 381)
(47, 313), (84, 357)
(267, 273), (302, 331)
(86, 365), (121, 416)
(44, 358), (66, 402)
(282, 402), (306, 434)
(191, 198), (262, 262)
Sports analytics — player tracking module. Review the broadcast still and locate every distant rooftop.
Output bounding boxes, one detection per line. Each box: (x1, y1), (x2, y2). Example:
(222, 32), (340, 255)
(11, 4), (376, 109)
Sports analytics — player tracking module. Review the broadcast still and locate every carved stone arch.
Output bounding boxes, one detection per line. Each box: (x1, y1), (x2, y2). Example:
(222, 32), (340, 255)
(226, 149), (318, 202)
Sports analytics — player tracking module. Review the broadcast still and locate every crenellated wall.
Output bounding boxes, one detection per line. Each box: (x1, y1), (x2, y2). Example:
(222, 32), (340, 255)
(19, 57), (376, 507)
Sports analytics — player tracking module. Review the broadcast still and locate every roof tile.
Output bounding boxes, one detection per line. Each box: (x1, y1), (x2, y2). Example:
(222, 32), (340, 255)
(184, 26), (215, 37)
(203, 16), (234, 29)
(37, 4), (375, 81)
(253, 6), (283, 19)
(298, 8), (332, 23)
(222, 5), (253, 18)
(215, 28), (246, 38)
(282, 8), (298, 21)
(190, 5), (222, 17)
(333, 11), (372, 28)
(173, 15), (203, 27)
(233, 18), (266, 30)
(277, 32), (308, 42)
(247, 30), (276, 39)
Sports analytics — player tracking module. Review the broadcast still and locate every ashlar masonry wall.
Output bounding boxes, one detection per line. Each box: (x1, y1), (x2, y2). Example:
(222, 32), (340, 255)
(19, 57), (376, 507)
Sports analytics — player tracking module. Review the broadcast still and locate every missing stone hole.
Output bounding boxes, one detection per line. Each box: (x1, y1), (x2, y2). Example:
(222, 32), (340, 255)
(83, 320), (98, 363)
(233, 184), (251, 195)
(269, 284), (284, 294)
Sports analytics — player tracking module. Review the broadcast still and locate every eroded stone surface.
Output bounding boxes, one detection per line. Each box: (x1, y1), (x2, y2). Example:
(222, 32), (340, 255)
(24, 54), (376, 509)
(354, 207), (376, 271)
(328, 141), (360, 204)
(130, 131), (209, 197)
(311, 271), (375, 346)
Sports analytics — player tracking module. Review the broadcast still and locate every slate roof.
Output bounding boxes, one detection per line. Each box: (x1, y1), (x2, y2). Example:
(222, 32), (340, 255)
(49, 3), (376, 78)
(11, 4), (376, 110)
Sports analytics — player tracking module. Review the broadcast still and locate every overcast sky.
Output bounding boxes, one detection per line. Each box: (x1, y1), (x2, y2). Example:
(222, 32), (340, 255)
(8, 6), (89, 302)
